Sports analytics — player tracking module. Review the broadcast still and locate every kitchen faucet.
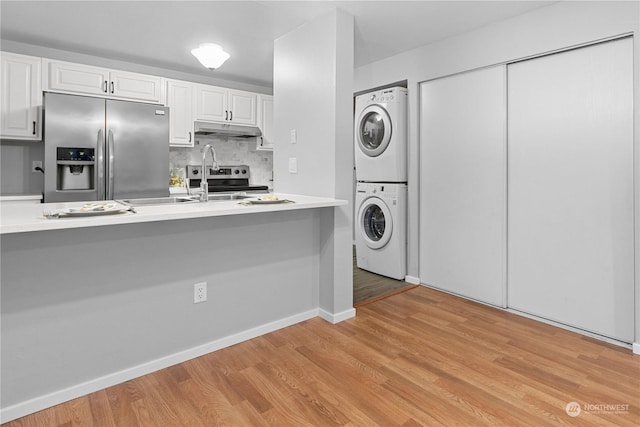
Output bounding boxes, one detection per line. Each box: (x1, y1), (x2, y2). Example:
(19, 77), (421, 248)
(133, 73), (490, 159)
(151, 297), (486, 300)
(199, 144), (219, 202)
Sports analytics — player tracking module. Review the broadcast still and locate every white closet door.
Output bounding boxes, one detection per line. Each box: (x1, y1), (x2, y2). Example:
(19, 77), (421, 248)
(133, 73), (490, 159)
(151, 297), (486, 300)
(419, 66), (506, 307)
(507, 38), (634, 342)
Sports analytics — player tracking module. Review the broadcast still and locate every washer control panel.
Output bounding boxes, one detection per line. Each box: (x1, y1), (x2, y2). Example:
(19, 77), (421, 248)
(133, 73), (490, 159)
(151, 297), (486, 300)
(361, 87), (406, 105)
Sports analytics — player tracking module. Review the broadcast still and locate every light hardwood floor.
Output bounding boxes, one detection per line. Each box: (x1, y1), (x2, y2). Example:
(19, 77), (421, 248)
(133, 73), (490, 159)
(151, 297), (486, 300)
(3, 286), (639, 426)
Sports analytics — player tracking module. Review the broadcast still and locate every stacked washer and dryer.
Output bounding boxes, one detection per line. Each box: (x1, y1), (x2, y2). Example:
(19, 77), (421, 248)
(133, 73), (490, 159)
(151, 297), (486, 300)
(354, 87), (408, 280)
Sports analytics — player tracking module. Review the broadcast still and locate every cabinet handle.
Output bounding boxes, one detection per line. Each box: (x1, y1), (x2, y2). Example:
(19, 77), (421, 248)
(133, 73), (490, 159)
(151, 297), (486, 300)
(188, 131), (192, 143)
(225, 110), (228, 121)
(110, 81), (114, 94)
(104, 80), (108, 93)
(229, 110), (233, 121)
(32, 121), (36, 135)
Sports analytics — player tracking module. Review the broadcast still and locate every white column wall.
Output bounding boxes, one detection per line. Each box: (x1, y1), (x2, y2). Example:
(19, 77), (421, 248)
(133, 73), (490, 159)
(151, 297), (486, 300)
(273, 9), (355, 320)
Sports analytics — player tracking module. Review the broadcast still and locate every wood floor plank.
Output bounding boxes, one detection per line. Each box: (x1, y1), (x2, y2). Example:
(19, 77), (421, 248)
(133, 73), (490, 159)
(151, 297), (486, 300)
(104, 379), (144, 427)
(3, 286), (639, 426)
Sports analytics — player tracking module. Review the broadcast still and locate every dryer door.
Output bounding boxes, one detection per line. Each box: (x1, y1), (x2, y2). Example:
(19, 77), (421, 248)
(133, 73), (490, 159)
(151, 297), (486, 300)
(358, 196), (393, 249)
(356, 105), (392, 157)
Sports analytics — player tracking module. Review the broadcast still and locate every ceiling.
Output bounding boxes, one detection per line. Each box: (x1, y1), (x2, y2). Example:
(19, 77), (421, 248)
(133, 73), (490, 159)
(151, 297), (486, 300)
(0, 1), (554, 88)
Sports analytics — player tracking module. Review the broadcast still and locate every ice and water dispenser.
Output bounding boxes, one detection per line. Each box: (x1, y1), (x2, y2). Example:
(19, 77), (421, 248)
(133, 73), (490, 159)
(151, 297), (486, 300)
(56, 147), (95, 191)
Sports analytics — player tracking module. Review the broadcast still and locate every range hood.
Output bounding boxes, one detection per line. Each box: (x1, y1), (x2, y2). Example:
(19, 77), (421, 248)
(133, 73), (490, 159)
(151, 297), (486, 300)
(194, 121), (262, 138)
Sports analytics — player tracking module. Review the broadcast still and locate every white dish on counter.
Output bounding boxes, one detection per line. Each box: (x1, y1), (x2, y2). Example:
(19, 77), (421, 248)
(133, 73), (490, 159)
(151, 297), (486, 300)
(57, 202), (130, 217)
(246, 199), (291, 205)
(244, 196), (293, 205)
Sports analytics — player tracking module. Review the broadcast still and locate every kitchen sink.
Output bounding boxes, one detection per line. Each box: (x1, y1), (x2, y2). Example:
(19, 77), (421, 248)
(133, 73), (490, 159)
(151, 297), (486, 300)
(118, 196), (199, 206)
(207, 194), (253, 201)
(118, 193), (254, 206)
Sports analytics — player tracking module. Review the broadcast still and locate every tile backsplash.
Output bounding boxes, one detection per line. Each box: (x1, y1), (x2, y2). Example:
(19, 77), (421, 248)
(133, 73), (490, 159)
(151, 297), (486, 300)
(169, 136), (273, 189)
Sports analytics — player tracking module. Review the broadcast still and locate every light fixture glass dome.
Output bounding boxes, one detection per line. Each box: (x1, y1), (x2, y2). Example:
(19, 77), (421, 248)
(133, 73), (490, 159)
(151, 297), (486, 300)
(191, 43), (230, 70)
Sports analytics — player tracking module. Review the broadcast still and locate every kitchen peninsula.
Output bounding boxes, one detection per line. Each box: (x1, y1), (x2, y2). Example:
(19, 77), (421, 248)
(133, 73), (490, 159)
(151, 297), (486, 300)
(0, 194), (351, 420)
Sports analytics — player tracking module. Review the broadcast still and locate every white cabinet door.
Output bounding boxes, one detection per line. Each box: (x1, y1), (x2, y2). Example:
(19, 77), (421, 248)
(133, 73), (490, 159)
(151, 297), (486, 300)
(507, 38), (634, 342)
(45, 60), (162, 102)
(194, 84), (227, 122)
(194, 85), (257, 125)
(110, 70), (162, 102)
(166, 80), (194, 147)
(46, 60), (110, 96)
(1, 52), (42, 140)
(256, 94), (273, 150)
(419, 65), (506, 307)
(228, 89), (257, 125)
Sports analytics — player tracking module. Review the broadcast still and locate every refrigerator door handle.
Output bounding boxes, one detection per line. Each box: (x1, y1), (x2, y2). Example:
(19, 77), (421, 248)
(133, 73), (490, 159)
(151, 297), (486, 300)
(107, 130), (115, 199)
(96, 129), (105, 200)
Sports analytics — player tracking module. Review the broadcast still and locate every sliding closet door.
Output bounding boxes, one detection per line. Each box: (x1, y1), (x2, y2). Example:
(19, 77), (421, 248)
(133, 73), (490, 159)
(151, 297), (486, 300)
(508, 38), (634, 342)
(420, 66), (506, 307)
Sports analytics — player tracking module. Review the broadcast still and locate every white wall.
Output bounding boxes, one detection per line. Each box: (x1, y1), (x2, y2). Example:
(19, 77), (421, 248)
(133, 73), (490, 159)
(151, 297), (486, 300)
(0, 141), (43, 194)
(273, 9), (354, 318)
(354, 0), (640, 347)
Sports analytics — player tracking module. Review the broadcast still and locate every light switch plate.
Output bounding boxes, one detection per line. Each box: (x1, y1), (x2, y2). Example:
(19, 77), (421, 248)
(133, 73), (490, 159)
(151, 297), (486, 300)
(290, 129), (297, 144)
(288, 157), (298, 173)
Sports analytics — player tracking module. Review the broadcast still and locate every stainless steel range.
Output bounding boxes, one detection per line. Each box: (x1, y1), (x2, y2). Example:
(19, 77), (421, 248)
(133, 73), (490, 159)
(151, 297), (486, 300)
(186, 164), (269, 194)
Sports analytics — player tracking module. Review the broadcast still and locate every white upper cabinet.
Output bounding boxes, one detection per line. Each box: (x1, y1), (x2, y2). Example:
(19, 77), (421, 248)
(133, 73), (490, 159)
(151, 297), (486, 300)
(194, 84), (257, 126)
(165, 79), (194, 147)
(256, 94), (273, 151)
(227, 89), (257, 125)
(194, 84), (227, 122)
(109, 70), (163, 102)
(1, 52), (42, 140)
(44, 59), (162, 103)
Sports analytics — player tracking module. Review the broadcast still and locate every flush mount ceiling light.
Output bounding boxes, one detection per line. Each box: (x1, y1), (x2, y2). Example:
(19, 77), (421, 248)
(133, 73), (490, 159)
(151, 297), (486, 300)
(191, 43), (230, 70)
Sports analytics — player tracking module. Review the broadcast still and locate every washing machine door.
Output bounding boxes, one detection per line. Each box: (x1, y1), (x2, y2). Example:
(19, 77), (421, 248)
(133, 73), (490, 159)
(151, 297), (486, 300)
(358, 196), (393, 249)
(356, 105), (392, 157)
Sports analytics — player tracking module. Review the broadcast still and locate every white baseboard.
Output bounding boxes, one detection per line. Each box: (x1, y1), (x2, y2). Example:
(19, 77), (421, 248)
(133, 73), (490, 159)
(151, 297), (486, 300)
(633, 342), (640, 355)
(318, 307), (356, 324)
(0, 308), (319, 424)
(405, 275), (420, 285)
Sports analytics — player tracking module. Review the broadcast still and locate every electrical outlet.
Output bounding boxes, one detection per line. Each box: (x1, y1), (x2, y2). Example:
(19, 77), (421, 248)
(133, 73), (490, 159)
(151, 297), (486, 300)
(194, 282), (207, 303)
(32, 160), (43, 173)
(290, 129), (297, 144)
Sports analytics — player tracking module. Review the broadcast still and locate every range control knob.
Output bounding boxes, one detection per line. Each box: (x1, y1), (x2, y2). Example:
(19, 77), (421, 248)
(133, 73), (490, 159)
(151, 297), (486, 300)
(242, 169), (247, 174)
(234, 169), (240, 174)
(193, 169), (199, 175)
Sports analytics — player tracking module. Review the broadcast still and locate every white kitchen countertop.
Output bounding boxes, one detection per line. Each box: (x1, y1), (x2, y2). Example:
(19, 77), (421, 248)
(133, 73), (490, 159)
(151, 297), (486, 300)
(0, 193), (43, 202)
(0, 194), (347, 234)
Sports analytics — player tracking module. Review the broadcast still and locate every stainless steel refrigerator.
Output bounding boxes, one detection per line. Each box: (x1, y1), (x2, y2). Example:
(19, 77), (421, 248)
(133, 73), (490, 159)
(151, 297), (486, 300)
(43, 92), (170, 203)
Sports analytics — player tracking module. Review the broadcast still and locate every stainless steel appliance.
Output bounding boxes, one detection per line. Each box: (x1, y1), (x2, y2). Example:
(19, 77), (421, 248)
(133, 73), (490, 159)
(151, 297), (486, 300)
(43, 92), (170, 203)
(194, 121), (261, 138)
(186, 164), (268, 193)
